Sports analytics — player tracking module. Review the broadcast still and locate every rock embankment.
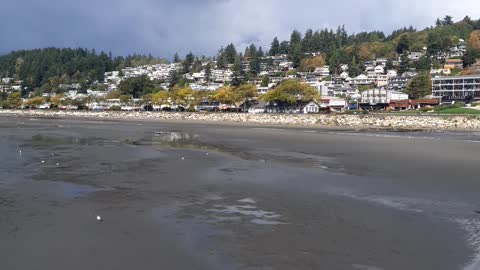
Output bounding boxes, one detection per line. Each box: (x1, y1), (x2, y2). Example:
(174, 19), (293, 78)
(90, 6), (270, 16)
(2, 110), (480, 130)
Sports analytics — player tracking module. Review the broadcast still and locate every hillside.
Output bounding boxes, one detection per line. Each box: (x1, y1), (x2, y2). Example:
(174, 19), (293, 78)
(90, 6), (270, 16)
(0, 48), (167, 92)
(0, 15), (479, 95)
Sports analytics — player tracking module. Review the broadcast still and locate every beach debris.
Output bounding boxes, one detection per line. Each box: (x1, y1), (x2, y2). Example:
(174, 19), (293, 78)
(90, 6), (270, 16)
(96, 215), (103, 222)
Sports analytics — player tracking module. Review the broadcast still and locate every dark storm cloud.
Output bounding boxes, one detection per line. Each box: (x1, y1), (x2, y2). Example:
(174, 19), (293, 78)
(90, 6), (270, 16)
(1, 0), (479, 58)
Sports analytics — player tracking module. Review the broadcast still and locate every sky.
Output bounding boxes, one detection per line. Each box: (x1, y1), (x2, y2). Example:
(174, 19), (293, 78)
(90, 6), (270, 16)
(1, 0), (480, 59)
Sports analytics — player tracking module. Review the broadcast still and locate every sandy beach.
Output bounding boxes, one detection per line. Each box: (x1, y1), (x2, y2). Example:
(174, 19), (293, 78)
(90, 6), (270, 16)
(1, 115), (480, 270)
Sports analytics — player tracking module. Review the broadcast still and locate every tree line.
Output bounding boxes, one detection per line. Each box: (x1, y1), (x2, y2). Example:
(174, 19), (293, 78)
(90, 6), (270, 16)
(0, 48), (166, 94)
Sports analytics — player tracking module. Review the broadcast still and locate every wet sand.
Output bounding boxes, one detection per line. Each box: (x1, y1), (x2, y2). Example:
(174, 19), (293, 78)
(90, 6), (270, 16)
(1, 116), (480, 270)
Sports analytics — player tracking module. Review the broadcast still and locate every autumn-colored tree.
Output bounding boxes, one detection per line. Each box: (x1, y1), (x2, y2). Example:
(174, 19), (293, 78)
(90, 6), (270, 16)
(151, 91), (170, 105)
(119, 95), (132, 104)
(468, 30), (480, 49)
(173, 86), (194, 106)
(261, 80), (318, 105)
(358, 43), (373, 62)
(234, 84), (257, 111)
(300, 55), (326, 72)
(214, 87), (235, 105)
(25, 97), (46, 109)
(105, 90), (121, 99)
(5, 92), (22, 109)
(50, 94), (63, 107)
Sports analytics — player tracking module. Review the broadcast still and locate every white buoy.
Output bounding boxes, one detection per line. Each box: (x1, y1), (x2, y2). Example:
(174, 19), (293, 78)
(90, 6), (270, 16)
(96, 215), (103, 222)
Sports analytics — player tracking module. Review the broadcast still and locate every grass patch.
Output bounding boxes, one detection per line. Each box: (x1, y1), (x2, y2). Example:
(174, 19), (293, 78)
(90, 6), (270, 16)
(439, 108), (480, 114)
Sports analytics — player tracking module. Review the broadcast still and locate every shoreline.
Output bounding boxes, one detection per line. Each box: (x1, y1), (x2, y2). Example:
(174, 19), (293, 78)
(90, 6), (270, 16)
(1, 109), (480, 131)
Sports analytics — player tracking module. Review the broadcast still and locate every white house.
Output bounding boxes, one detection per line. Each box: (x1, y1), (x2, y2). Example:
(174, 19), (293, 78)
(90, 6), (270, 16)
(340, 72), (349, 79)
(374, 66), (385, 74)
(351, 74), (373, 86)
(387, 70), (398, 78)
(361, 88), (409, 104)
(314, 66), (330, 77)
(302, 101), (320, 114)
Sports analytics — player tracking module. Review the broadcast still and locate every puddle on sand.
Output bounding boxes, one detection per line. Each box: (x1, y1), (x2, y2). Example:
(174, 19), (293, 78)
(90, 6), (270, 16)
(31, 134), (118, 147)
(151, 203), (239, 270)
(206, 198), (287, 225)
(49, 182), (113, 199)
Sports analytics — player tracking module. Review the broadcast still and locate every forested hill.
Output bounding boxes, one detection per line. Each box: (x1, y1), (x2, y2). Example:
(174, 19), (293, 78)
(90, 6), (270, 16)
(0, 48), (166, 90)
(219, 16), (480, 73)
(1, 15), (480, 94)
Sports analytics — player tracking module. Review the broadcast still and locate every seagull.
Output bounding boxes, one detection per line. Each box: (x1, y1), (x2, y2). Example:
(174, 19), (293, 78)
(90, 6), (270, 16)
(96, 215), (103, 222)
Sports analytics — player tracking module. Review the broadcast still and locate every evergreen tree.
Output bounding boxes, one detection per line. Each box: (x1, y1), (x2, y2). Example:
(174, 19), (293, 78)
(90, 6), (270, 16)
(248, 44), (258, 58)
(302, 29), (314, 53)
(257, 47), (264, 57)
(398, 52), (410, 75)
(405, 73), (432, 99)
(442, 15), (454, 25)
(416, 56), (432, 71)
(289, 30), (302, 55)
(231, 55), (243, 87)
(279, 41), (289, 55)
(290, 44), (303, 68)
(348, 56), (360, 77)
(223, 43), (238, 64)
(396, 34), (410, 54)
(205, 62), (212, 82)
(269, 37), (280, 56)
(249, 57), (260, 78)
(244, 46), (251, 58)
(261, 75), (269, 87)
(183, 52), (195, 74)
(173, 53), (180, 63)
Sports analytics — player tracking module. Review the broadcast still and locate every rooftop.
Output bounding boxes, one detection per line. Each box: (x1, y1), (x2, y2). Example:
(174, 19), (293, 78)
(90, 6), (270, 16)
(432, 75), (480, 80)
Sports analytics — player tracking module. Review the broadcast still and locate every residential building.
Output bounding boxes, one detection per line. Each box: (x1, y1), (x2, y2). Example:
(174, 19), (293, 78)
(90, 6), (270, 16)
(302, 101), (321, 114)
(430, 69), (452, 76)
(432, 75), (480, 101)
(0, 85), (12, 93)
(386, 70), (398, 78)
(387, 75), (414, 92)
(408, 52), (424, 61)
(361, 88), (408, 105)
(350, 74), (374, 86)
(389, 99), (440, 110)
(444, 59), (464, 70)
(374, 65), (385, 74)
